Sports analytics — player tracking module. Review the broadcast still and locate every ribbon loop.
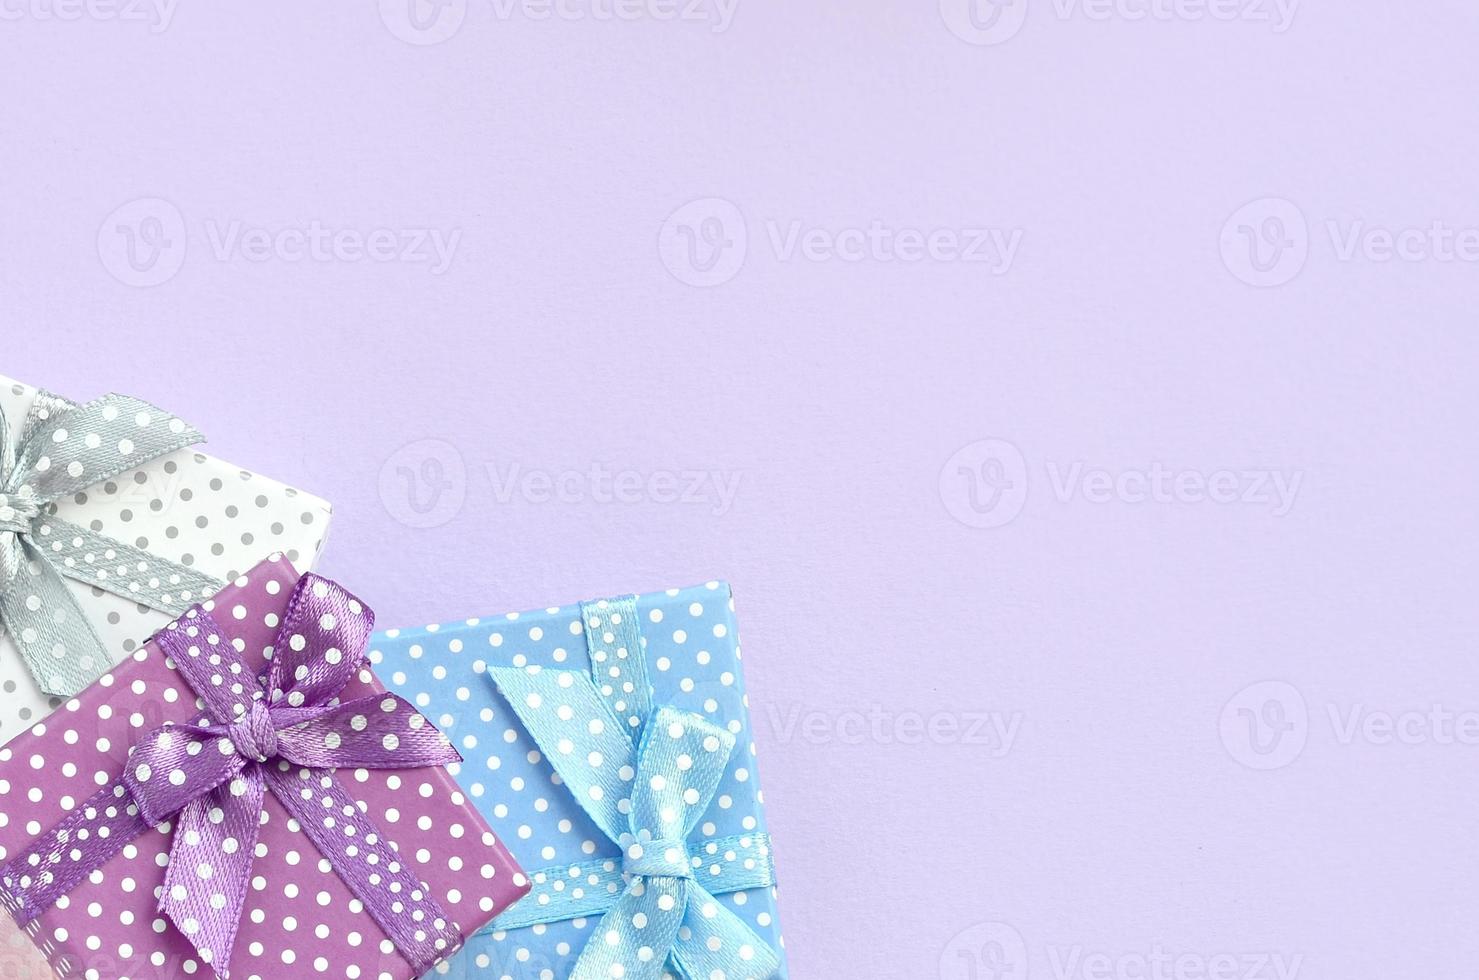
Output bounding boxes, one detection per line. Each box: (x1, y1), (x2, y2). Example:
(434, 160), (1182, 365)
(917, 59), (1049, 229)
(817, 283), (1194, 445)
(266, 575), (374, 710)
(631, 707), (736, 847)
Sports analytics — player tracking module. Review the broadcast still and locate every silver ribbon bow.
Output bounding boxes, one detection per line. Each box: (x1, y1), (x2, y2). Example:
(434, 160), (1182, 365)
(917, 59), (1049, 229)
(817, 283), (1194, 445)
(0, 390), (223, 696)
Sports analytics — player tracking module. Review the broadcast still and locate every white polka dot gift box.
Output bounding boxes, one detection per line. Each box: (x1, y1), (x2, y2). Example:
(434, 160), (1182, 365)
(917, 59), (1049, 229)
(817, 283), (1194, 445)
(0, 374), (333, 747)
(371, 583), (787, 980)
(0, 555), (530, 980)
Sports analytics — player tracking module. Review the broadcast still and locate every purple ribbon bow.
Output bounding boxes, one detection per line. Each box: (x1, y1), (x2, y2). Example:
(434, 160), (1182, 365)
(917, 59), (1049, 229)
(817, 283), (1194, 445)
(0, 573), (464, 978)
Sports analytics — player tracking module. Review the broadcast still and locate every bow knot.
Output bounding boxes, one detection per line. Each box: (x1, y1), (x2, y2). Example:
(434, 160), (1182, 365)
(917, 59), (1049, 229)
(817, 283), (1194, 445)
(624, 838), (693, 881)
(227, 700), (279, 763)
(0, 487), (40, 534)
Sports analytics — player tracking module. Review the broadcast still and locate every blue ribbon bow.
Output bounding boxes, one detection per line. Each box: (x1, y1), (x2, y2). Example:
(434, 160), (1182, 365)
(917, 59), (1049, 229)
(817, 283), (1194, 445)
(489, 596), (781, 980)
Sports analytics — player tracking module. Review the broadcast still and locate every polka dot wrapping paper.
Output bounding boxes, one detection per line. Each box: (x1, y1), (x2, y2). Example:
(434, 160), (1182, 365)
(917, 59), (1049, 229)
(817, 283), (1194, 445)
(370, 582), (787, 979)
(0, 556), (529, 980)
(0, 375), (333, 748)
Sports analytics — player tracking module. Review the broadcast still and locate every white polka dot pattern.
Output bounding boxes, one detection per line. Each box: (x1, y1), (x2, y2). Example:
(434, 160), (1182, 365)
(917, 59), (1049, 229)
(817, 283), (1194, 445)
(0, 557), (528, 980)
(370, 583), (788, 979)
(0, 375), (334, 748)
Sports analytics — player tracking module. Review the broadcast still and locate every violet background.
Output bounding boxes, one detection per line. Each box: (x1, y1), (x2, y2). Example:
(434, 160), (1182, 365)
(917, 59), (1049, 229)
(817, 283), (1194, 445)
(5, 3), (1479, 977)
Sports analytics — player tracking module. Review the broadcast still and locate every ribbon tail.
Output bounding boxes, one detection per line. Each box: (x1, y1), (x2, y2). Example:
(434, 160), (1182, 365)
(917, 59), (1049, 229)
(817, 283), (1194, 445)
(34, 516), (225, 614)
(489, 666), (639, 845)
(0, 537), (113, 695)
(668, 881), (782, 980)
(570, 877), (688, 980)
(265, 573), (375, 709)
(123, 726), (246, 827)
(580, 596), (655, 730)
(159, 771), (265, 977)
(262, 763), (464, 974)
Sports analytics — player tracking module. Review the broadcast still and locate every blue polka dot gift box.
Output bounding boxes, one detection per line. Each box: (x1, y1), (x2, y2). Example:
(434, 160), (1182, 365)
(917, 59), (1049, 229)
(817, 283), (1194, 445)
(0, 374), (333, 748)
(370, 582), (788, 980)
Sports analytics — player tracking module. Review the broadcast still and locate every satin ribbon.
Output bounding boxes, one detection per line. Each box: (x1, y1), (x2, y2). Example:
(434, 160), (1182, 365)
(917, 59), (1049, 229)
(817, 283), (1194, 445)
(488, 596), (782, 980)
(0, 389), (222, 695)
(0, 573), (466, 978)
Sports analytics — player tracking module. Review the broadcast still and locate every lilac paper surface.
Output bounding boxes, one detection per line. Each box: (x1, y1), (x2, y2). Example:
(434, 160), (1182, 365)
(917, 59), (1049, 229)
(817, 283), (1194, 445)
(8, 6), (1479, 977)
(0, 557), (527, 980)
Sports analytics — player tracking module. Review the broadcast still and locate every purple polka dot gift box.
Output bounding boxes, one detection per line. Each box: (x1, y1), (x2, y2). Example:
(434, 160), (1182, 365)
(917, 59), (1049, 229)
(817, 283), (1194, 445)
(371, 583), (787, 980)
(0, 555), (530, 980)
(0, 375), (333, 748)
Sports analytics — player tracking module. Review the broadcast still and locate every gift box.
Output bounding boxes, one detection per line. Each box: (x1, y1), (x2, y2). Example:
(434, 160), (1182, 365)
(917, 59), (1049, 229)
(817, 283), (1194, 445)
(0, 374), (333, 745)
(0, 556), (529, 980)
(371, 582), (787, 979)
